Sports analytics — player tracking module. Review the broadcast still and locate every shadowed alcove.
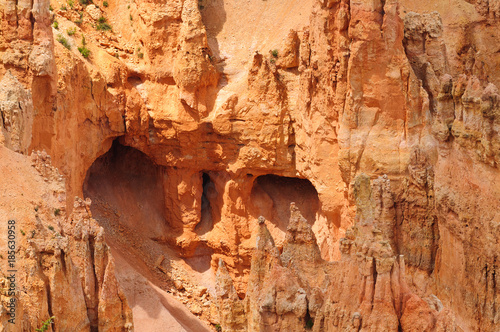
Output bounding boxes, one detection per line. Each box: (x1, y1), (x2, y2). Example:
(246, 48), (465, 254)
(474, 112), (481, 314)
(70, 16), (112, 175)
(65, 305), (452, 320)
(250, 174), (320, 234)
(83, 140), (169, 240)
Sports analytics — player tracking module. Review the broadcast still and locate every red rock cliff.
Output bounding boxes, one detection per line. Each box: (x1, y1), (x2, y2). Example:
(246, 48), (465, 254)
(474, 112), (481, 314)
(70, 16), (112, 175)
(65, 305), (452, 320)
(0, 0), (499, 330)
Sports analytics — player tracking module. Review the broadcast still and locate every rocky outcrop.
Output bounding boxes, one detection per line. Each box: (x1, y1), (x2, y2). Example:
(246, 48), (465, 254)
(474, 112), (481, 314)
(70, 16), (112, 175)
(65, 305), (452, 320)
(398, 148), (438, 272)
(0, 71), (34, 153)
(217, 184), (457, 331)
(0, 147), (132, 331)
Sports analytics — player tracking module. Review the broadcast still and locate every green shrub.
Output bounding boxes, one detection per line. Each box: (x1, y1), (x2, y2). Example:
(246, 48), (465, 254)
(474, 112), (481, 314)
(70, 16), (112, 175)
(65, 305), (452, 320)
(49, 5), (53, 11)
(20, 229), (25, 236)
(78, 46), (90, 58)
(96, 21), (112, 31)
(103, 0), (108, 6)
(35, 317), (55, 332)
(68, 0), (74, 8)
(56, 35), (71, 49)
(48, 225), (55, 231)
(80, 0), (90, 5)
(271, 49), (278, 58)
(95, 16), (112, 31)
(67, 27), (76, 35)
(60, 5), (67, 10)
(53, 21), (59, 29)
(78, 36), (90, 58)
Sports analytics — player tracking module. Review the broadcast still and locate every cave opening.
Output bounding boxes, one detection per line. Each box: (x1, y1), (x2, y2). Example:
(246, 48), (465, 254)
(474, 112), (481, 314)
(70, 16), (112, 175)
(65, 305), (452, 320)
(197, 172), (216, 236)
(185, 172), (217, 273)
(250, 174), (320, 242)
(83, 139), (169, 242)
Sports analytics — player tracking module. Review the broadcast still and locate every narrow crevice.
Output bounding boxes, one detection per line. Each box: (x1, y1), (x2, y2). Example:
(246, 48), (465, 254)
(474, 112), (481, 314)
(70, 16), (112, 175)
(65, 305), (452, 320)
(304, 307), (314, 330)
(60, 250), (67, 274)
(46, 283), (54, 330)
(88, 236), (99, 331)
(196, 172), (216, 236)
(39, 266), (55, 331)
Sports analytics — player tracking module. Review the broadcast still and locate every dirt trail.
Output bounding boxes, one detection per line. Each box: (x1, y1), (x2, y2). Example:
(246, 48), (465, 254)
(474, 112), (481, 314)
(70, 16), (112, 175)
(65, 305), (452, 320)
(111, 246), (211, 332)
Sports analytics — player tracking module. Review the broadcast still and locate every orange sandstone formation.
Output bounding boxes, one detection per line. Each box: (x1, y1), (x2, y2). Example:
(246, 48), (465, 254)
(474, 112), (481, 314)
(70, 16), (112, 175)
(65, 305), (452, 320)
(0, 0), (499, 330)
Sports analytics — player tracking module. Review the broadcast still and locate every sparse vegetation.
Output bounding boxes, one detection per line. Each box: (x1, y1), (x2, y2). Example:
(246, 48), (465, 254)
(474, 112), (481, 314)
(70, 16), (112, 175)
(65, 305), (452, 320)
(78, 46), (90, 58)
(56, 35), (71, 49)
(60, 5), (67, 10)
(271, 49), (278, 58)
(54, 208), (61, 216)
(129, 14), (133, 21)
(31, 230), (36, 238)
(53, 20), (59, 29)
(103, 0), (108, 6)
(75, 12), (83, 25)
(35, 316), (55, 332)
(138, 52), (144, 58)
(49, 5), (53, 11)
(68, 0), (74, 8)
(79, 0), (90, 5)
(215, 324), (222, 332)
(96, 16), (112, 31)
(67, 27), (76, 36)
(78, 36), (90, 58)
(20, 229), (25, 236)
(48, 225), (55, 231)
(34, 205), (39, 212)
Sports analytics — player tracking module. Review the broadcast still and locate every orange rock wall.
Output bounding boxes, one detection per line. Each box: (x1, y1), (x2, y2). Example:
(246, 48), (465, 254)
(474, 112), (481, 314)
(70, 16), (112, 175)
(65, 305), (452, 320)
(1, 0), (499, 330)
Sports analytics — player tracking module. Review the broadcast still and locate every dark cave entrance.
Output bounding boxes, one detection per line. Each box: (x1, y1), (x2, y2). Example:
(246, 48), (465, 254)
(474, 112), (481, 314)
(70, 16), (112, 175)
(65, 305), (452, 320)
(83, 140), (169, 240)
(250, 174), (320, 233)
(196, 172), (218, 236)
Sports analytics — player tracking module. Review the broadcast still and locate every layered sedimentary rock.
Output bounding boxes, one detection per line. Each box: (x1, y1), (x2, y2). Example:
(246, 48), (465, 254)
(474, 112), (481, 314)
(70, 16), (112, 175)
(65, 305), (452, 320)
(1, 0), (499, 330)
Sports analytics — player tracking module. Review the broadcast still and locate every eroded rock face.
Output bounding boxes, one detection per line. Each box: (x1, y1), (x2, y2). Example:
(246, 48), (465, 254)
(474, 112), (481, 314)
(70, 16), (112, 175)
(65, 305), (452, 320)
(217, 195), (457, 331)
(0, 147), (132, 331)
(0, 71), (33, 153)
(1, 0), (499, 330)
